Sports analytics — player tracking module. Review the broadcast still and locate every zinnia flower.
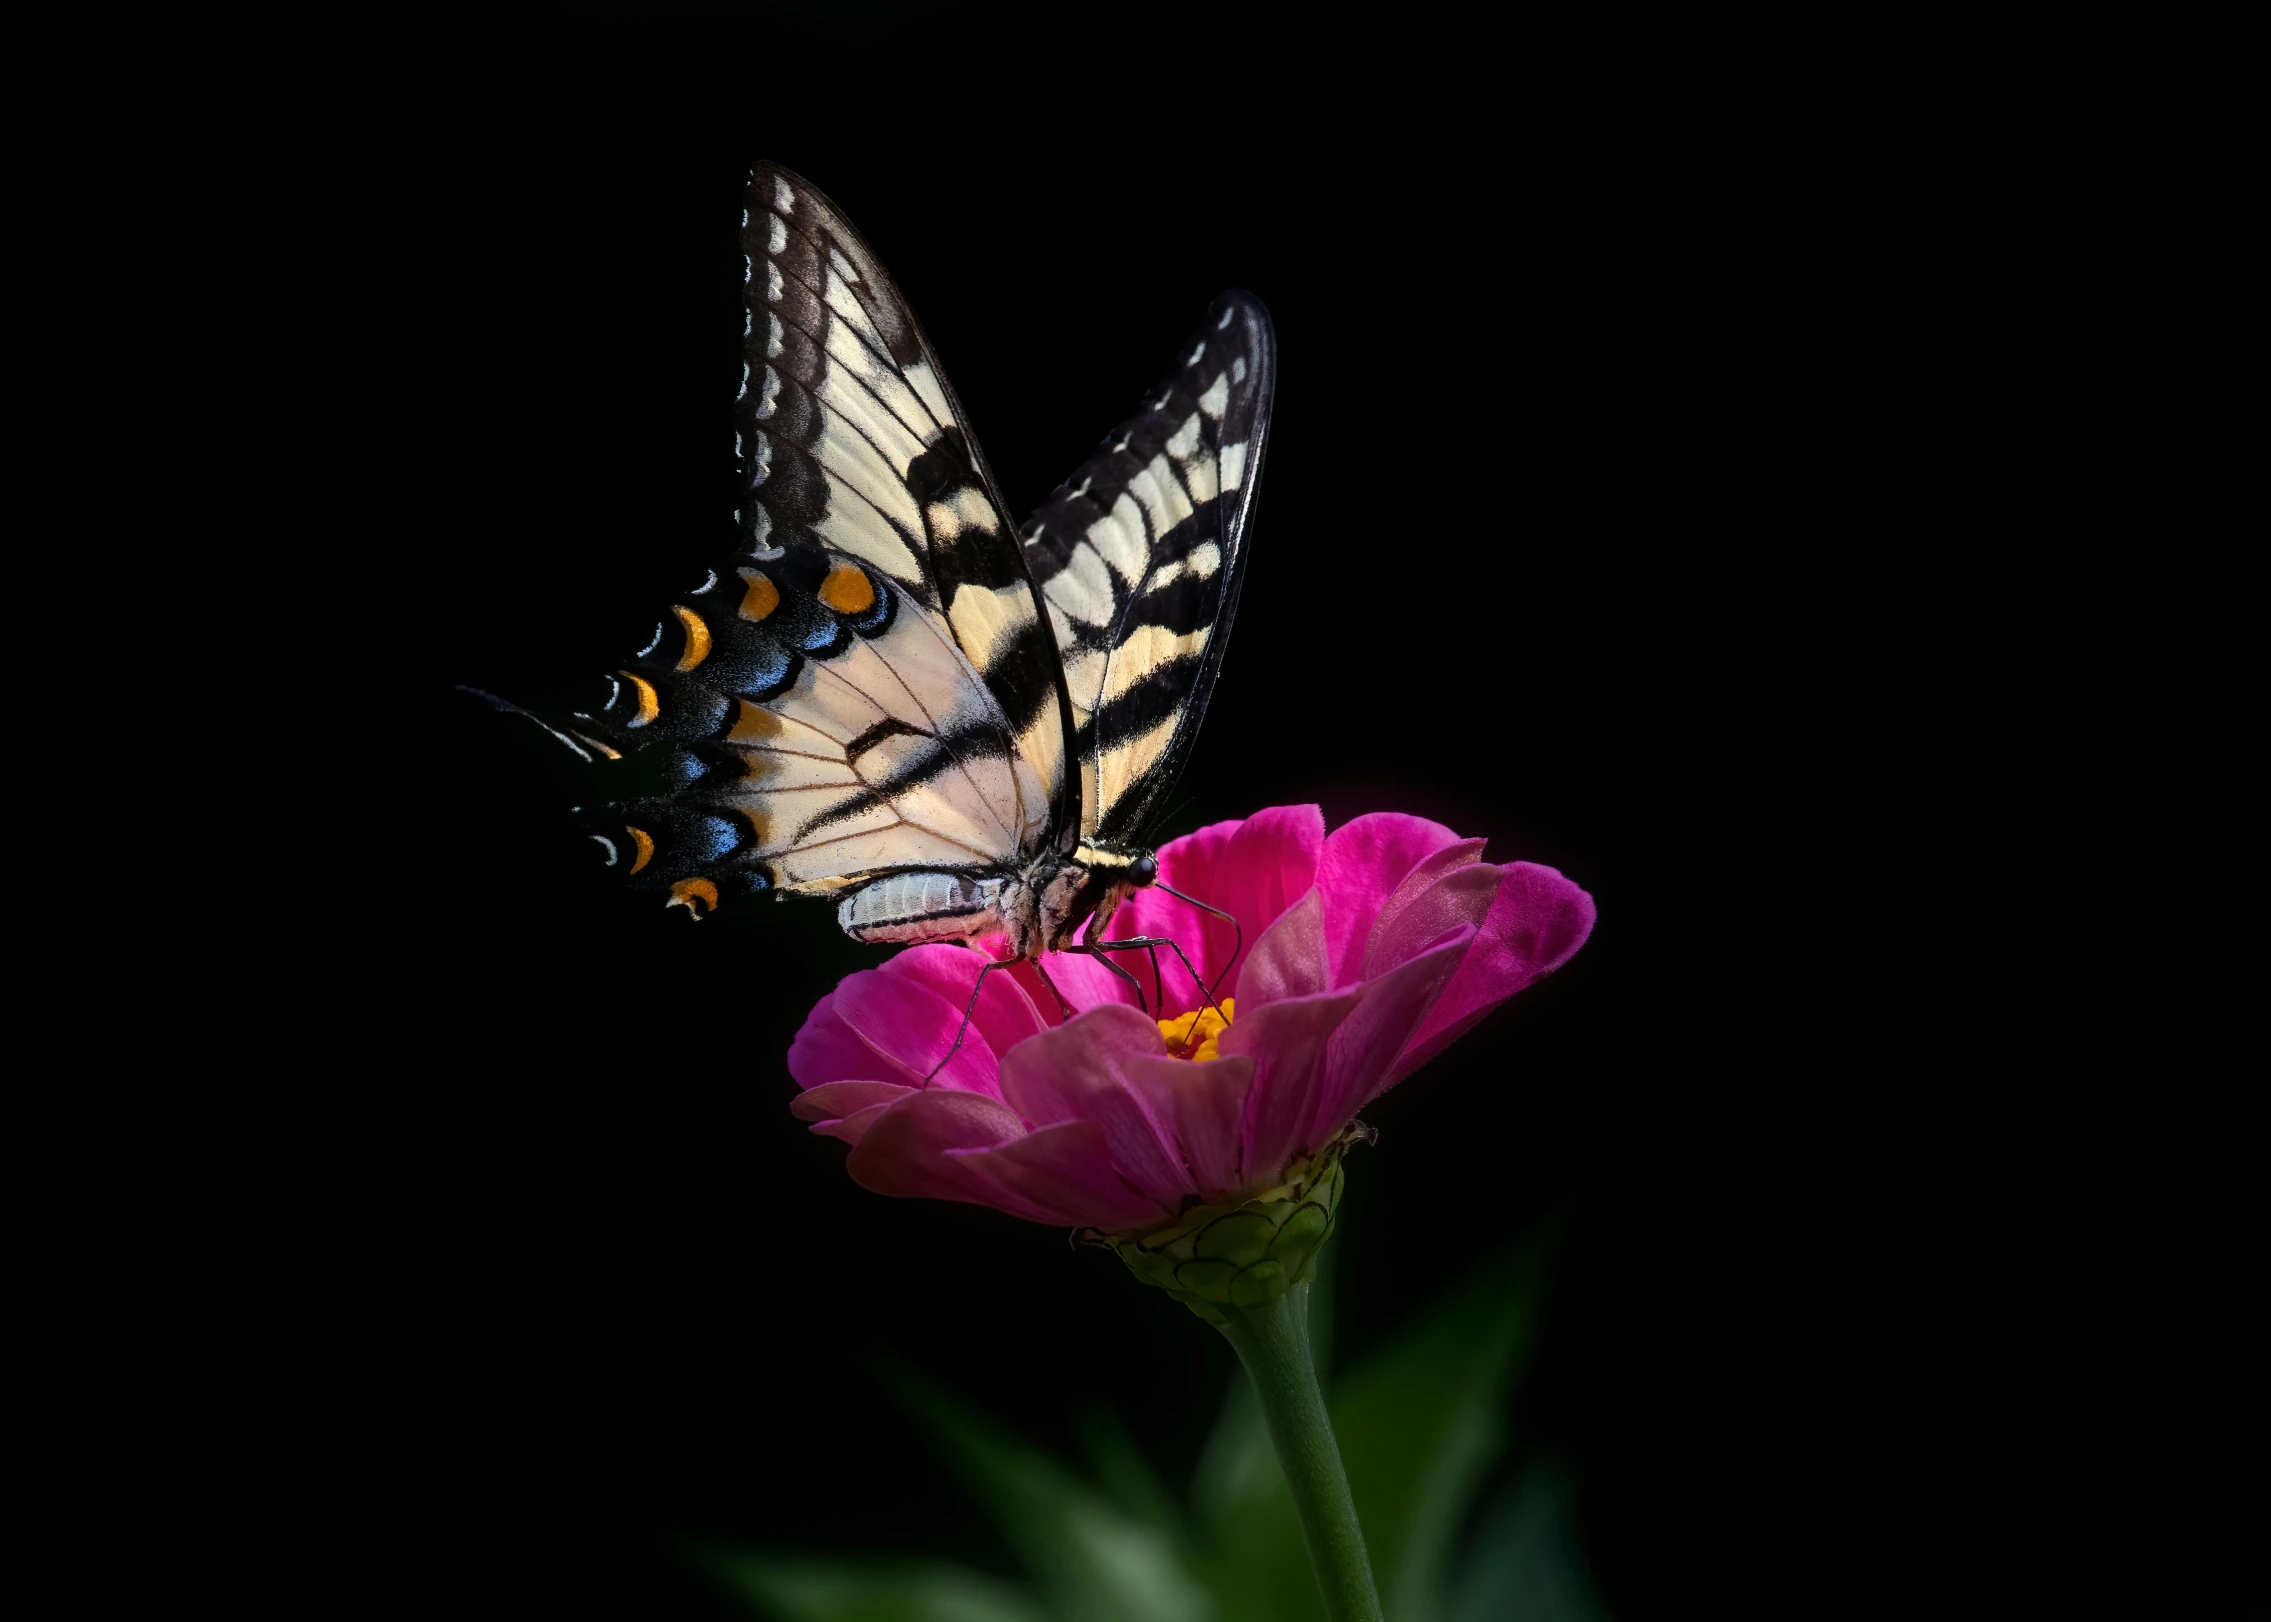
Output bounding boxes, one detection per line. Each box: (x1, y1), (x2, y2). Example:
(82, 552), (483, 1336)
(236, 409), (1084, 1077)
(788, 806), (1595, 1245)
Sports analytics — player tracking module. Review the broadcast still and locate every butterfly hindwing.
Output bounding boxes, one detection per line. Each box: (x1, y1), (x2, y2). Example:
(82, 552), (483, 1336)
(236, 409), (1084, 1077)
(1020, 292), (1276, 843)
(578, 551), (1043, 911)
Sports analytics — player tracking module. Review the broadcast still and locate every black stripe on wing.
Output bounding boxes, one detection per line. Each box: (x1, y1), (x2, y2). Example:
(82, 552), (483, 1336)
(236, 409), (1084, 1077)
(549, 547), (1047, 914)
(738, 163), (1081, 850)
(1019, 290), (1276, 843)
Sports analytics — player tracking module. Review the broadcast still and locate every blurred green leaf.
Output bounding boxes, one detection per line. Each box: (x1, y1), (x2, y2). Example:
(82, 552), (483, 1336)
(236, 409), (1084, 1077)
(1189, 1241), (1548, 1622)
(1336, 1244), (1545, 1622)
(721, 1228), (1564, 1622)
(1448, 1461), (1611, 1622)
(899, 1373), (1215, 1622)
(1189, 1363), (1318, 1622)
(712, 1554), (1050, 1622)
(1187, 1234), (1336, 1622)
(1080, 1406), (1187, 1543)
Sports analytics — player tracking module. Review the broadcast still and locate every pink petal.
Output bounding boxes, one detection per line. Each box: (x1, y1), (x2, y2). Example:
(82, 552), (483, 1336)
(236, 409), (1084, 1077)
(846, 1090), (1064, 1224)
(1116, 805), (1325, 1006)
(951, 1119), (1171, 1231)
(1236, 887), (1331, 1009)
(1225, 985), (1365, 1185)
(996, 1005), (1196, 1210)
(1363, 863), (1502, 980)
(809, 1100), (894, 1146)
(833, 965), (1003, 1098)
(789, 1080), (917, 1122)
(1116, 1052), (1256, 1204)
(1362, 838), (1488, 975)
(793, 808), (1593, 1232)
(787, 992), (898, 1092)
(1107, 817), (1243, 990)
(998, 945), (1147, 1029)
(889, 943), (1051, 1059)
(1385, 862), (1597, 1090)
(1313, 813), (1469, 988)
(1310, 927), (1474, 1147)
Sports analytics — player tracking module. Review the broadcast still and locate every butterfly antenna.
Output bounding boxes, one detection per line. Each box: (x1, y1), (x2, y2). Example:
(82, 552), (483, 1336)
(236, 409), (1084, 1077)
(456, 685), (621, 764)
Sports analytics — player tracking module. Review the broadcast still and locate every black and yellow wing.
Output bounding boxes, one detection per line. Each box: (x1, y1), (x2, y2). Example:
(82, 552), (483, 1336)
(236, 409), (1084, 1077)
(559, 163), (1081, 913)
(1019, 292), (1275, 844)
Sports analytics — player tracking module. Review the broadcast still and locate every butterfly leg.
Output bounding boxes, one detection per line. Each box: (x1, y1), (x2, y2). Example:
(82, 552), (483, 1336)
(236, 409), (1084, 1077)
(1087, 935), (1231, 1030)
(925, 958), (1008, 1085)
(1073, 943), (1150, 1016)
(1027, 956), (1079, 1023)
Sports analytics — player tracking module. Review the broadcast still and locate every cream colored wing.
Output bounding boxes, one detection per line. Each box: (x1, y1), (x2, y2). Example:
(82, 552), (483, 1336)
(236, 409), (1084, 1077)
(1019, 292), (1275, 843)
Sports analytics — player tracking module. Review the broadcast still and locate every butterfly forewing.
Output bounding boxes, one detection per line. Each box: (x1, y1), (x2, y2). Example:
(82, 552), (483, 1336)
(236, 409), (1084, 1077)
(559, 163), (1090, 910)
(1020, 292), (1275, 843)
(739, 163), (1079, 852)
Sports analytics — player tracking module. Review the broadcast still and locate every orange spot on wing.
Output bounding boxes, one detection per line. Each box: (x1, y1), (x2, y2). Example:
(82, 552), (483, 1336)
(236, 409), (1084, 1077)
(672, 606), (711, 671)
(738, 569), (780, 622)
(618, 671), (659, 727)
(625, 825), (656, 874)
(667, 877), (719, 918)
(819, 563), (875, 615)
(726, 699), (782, 742)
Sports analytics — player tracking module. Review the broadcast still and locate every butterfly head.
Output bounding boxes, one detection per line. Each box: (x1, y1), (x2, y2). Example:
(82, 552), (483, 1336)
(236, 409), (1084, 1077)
(1016, 841), (1159, 955)
(1071, 841), (1156, 885)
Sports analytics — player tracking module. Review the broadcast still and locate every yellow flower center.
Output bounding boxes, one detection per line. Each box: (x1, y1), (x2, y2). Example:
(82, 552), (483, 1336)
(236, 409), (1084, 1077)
(1157, 997), (1235, 1062)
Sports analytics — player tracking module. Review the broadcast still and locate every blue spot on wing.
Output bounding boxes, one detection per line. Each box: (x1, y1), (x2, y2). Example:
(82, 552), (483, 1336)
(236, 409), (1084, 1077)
(796, 614), (851, 656)
(732, 641), (797, 697)
(689, 814), (744, 864)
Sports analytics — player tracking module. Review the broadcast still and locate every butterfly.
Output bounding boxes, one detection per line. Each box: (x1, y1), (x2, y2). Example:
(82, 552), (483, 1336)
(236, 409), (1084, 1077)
(495, 161), (1273, 1038)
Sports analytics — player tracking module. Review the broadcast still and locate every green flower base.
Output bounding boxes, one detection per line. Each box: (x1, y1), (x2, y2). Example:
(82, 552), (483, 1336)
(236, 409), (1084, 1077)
(1083, 1125), (1366, 1322)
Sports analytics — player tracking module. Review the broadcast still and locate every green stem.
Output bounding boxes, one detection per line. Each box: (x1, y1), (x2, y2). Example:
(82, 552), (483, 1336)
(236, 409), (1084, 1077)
(1216, 1282), (1384, 1622)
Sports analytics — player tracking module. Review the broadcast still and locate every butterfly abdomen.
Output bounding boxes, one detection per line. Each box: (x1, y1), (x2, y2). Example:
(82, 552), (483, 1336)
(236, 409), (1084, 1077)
(837, 872), (1006, 945)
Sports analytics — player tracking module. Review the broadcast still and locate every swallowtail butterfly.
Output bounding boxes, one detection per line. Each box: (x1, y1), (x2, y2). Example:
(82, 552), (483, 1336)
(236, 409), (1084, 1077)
(497, 162), (1272, 1025)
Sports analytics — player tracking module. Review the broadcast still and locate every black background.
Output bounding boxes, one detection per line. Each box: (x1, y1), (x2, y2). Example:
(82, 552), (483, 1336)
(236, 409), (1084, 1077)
(7, 4), (2259, 1619)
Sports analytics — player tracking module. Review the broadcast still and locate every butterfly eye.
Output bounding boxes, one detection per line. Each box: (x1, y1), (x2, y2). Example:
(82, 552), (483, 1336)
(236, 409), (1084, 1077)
(1131, 854), (1159, 887)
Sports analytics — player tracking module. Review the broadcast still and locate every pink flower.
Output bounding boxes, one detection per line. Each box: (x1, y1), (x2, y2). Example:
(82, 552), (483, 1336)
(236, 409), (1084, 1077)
(787, 806), (1596, 1233)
